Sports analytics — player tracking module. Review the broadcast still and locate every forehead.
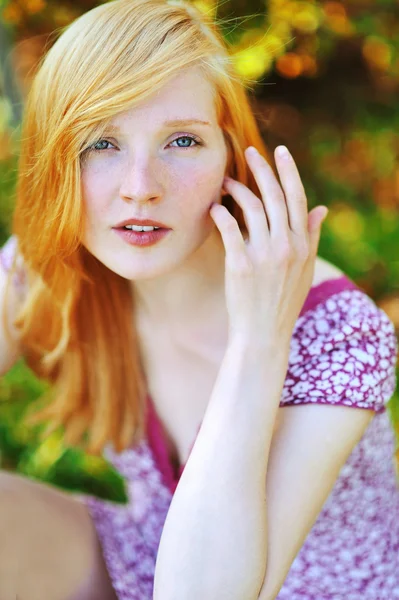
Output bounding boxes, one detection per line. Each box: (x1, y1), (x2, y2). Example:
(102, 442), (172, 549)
(110, 67), (218, 129)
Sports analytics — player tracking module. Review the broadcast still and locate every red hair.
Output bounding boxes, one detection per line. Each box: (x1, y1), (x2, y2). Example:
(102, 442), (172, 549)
(5, 0), (270, 454)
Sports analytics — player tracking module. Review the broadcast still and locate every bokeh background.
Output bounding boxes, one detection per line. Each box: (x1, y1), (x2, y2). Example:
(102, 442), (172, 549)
(0, 0), (398, 503)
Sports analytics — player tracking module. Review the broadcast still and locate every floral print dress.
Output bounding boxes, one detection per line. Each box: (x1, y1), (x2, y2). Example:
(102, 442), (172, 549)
(1, 235), (398, 599)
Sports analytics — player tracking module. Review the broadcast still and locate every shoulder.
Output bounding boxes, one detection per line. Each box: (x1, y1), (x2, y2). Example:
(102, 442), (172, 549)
(283, 260), (398, 412)
(312, 255), (345, 287)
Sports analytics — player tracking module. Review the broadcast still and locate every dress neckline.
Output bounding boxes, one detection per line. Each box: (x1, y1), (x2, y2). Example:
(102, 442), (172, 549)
(145, 275), (360, 493)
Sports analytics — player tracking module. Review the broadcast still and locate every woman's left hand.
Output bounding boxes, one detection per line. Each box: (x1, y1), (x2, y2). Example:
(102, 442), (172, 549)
(209, 145), (328, 347)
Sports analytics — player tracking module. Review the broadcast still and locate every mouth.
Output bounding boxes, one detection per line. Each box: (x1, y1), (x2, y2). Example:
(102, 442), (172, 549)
(113, 218), (170, 229)
(115, 225), (167, 232)
(113, 226), (171, 247)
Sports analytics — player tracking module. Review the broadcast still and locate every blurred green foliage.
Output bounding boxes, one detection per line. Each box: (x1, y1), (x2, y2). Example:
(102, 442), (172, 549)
(0, 0), (398, 500)
(0, 360), (129, 502)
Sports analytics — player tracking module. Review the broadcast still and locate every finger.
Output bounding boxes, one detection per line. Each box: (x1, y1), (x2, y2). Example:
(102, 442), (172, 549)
(209, 203), (251, 270)
(308, 206), (328, 256)
(245, 146), (290, 238)
(274, 146), (308, 236)
(222, 176), (270, 250)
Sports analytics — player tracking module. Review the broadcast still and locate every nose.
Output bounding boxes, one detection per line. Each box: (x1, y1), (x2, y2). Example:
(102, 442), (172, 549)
(119, 154), (164, 204)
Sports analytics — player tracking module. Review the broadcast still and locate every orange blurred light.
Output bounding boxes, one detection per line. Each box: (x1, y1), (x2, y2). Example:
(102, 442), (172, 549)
(299, 54), (318, 76)
(2, 2), (23, 24)
(23, 0), (46, 14)
(324, 14), (353, 36)
(395, 169), (399, 201)
(53, 6), (78, 26)
(363, 39), (392, 70)
(344, 138), (373, 172)
(276, 52), (303, 78)
(324, 1), (347, 18)
(372, 178), (398, 210)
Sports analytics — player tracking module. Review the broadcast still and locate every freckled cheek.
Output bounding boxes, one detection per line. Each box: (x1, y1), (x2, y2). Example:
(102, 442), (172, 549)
(175, 164), (225, 207)
(194, 150), (228, 201)
(81, 166), (118, 213)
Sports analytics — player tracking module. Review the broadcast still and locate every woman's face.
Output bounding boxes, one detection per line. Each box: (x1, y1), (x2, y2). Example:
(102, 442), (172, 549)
(80, 66), (228, 280)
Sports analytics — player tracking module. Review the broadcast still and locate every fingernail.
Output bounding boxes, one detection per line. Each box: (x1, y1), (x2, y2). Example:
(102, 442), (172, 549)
(320, 207), (329, 221)
(276, 145), (290, 159)
(246, 146), (258, 156)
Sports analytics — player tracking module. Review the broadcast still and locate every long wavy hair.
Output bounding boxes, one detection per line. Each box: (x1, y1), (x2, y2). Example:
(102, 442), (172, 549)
(4, 0), (270, 454)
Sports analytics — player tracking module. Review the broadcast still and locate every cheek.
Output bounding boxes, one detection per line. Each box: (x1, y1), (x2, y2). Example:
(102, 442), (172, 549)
(81, 164), (118, 218)
(193, 144), (228, 200)
(173, 159), (225, 210)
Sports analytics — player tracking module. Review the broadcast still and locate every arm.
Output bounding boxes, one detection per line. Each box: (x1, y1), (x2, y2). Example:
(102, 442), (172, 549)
(153, 337), (378, 600)
(257, 402), (374, 599)
(154, 144), (355, 599)
(154, 337), (290, 600)
(154, 145), (397, 598)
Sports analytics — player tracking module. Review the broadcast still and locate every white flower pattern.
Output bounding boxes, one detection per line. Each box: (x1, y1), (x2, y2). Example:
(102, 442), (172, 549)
(1, 236), (398, 599)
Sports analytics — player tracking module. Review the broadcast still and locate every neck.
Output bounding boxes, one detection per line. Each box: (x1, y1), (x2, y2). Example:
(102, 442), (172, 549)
(130, 228), (227, 337)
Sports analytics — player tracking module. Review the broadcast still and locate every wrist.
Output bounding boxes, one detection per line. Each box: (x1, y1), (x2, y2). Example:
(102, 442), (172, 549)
(227, 330), (292, 360)
(222, 335), (291, 399)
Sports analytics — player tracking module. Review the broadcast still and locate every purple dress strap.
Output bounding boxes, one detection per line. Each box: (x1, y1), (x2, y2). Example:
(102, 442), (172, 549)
(146, 396), (181, 493)
(82, 273), (399, 600)
(299, 275), (359, 317)
(146, 275), (362, 493)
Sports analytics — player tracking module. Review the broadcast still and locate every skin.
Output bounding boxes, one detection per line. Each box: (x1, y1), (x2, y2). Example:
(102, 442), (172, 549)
(79, 63), (366, 600)
(80, 66), (229, 335)
(0, 55), (376, 600)
(0, 54), (379, 600)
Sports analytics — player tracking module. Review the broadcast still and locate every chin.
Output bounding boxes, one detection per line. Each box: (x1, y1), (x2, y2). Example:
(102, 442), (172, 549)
(99, 259), (166, 281)
(101, 251), (183, 281)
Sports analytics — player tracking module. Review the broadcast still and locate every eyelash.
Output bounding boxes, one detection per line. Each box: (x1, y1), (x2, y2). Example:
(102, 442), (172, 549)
(88, 134), (202, 153)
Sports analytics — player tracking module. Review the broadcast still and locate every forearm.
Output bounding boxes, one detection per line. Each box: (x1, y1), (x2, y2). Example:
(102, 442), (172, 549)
(153, 338), (290, 600)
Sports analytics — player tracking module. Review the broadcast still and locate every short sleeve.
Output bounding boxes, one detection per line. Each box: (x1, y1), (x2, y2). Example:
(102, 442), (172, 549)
(0, 235), (27, 295)
(0, 235), (17, 272)
(281, 288), (398, 413)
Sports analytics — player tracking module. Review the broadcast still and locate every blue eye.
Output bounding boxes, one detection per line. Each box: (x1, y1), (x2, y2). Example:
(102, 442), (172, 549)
(170, 135), (202, 149)
(85, 134), (202, 154)
(91, 139), (115, 151)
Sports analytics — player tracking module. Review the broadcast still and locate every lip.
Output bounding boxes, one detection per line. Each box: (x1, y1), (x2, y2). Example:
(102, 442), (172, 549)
(114, 227), (170, 247)
(113, 218), (170, 229)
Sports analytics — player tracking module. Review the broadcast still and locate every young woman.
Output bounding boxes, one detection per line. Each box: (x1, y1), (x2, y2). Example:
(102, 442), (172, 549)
(0, 0), (398, 598)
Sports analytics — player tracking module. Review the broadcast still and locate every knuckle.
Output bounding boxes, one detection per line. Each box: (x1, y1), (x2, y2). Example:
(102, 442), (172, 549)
(275, 237), (293, 263)
(231, 255), (254, 276)
(293, 189), (306, 204)
(223, 213), (239, 230)
(258, 154), (272, 170)
(275, 191), (286, 205)
(297, 244), (310, 262)
(247, 198), (266, 213)
(256, 251), (270, 267)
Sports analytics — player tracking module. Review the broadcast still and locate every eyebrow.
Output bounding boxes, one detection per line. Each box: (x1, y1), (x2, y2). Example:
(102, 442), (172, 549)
(104, 119), (211, 133)
(163, 119), (211, 127)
